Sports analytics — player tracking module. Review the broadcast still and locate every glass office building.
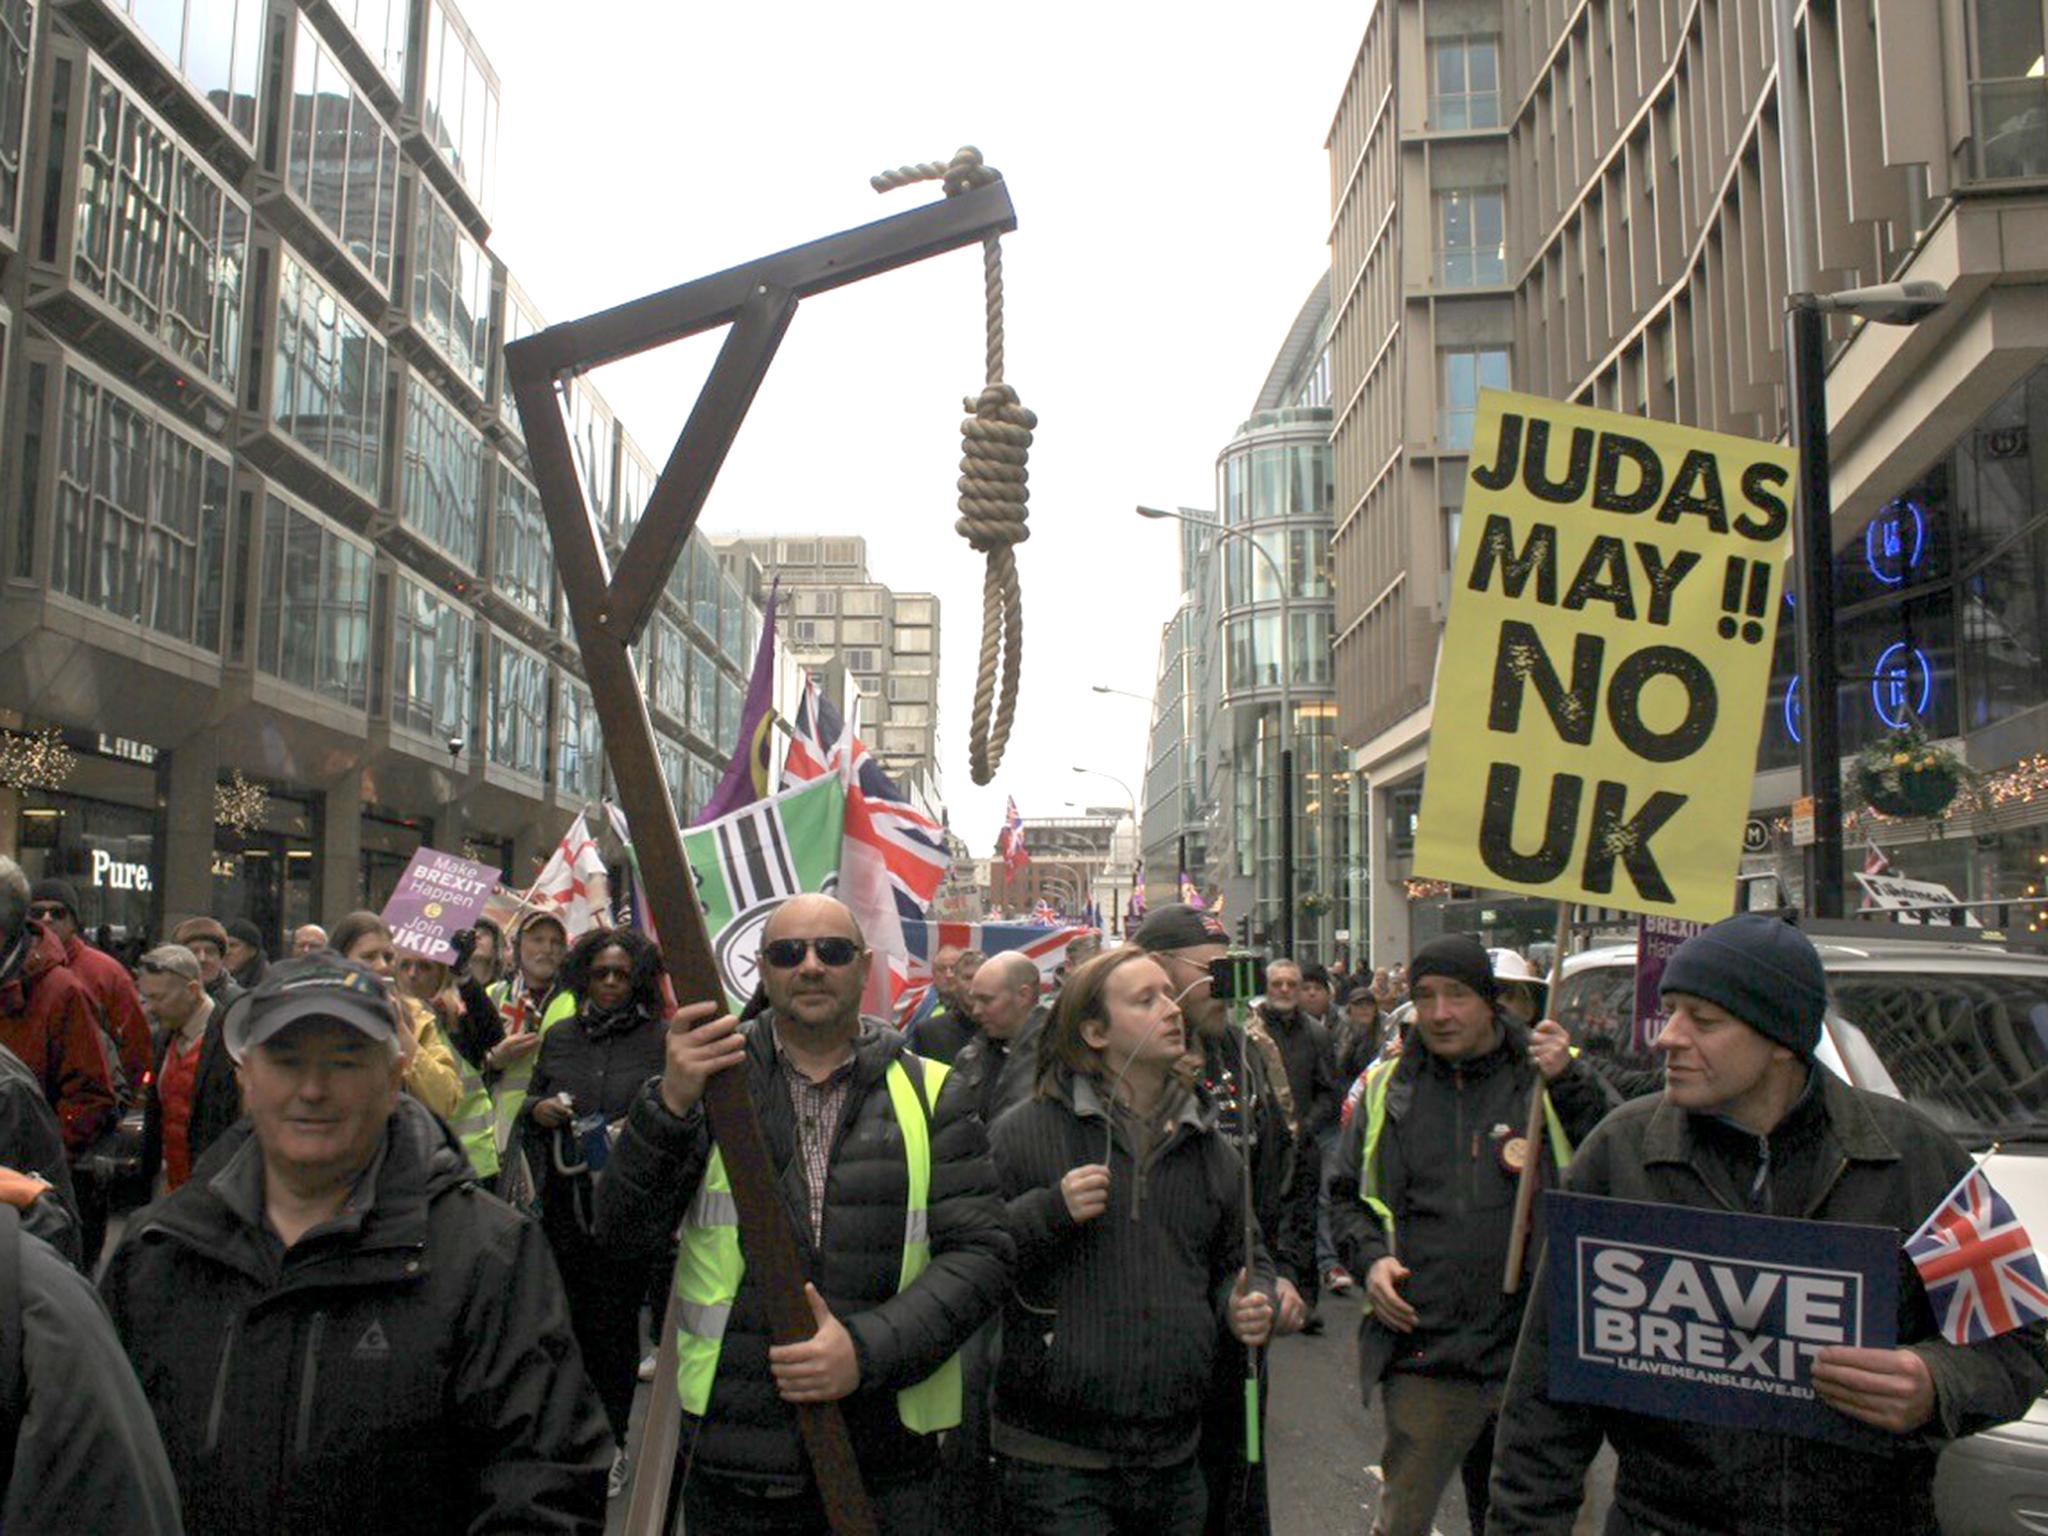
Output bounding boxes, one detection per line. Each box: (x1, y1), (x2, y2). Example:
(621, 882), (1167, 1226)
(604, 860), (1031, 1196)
(0, 0), (759, 945)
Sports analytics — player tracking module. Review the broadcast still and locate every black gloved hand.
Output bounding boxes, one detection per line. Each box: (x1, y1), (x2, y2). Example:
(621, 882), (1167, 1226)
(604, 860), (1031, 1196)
(449, 928), (478, 969)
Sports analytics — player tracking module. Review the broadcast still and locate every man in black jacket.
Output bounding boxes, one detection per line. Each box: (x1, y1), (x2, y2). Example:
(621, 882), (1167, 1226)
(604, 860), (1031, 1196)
(101, 954), (610, 1535)
(1486, 914), (2048, 1535)
(1135, 904), (1313, 1536)
(951, 951), (1044, 1131)
(596, 894), (1011, 1533)
(1329, 933), (1615, 1536)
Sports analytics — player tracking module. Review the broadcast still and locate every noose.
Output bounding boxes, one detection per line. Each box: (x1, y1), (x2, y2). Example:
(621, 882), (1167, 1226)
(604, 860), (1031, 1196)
(872, 147), (1031, 785)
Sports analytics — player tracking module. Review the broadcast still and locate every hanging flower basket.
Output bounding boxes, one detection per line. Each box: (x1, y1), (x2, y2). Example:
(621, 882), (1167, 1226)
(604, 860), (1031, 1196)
(1853, 727), (1965, 819)
(1298, 891), (1331, 916)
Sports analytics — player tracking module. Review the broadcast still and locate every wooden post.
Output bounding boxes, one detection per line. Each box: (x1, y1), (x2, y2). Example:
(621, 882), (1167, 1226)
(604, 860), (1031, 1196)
(1503, 900), (1575, 1294)
(505, 181), (1017, 1536)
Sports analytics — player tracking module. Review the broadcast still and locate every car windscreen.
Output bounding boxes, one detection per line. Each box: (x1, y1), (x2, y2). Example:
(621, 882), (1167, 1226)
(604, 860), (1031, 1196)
(1553, 961), (2048, 1145)
(1828, 971), (2048, 1145)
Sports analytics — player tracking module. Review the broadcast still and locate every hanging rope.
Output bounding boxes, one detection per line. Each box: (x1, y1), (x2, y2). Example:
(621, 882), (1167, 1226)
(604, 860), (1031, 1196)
(872, 146), (1032, 785)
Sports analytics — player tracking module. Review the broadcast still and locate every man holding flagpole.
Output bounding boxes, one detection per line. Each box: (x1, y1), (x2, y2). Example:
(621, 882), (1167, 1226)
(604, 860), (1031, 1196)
(1487, 914), (2048, 1535)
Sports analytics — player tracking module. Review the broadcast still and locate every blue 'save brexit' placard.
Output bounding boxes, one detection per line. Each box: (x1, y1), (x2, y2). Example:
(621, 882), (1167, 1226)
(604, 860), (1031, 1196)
(1546, 1191), (1898, 1449)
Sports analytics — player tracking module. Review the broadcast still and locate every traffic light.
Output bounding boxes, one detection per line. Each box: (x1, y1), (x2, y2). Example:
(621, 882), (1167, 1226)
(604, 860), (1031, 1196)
(1235, 915), (1250, 947)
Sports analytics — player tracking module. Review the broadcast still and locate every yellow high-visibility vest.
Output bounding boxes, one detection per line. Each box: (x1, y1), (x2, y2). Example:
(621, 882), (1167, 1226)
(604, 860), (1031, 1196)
(670, 1053), (961, 1434)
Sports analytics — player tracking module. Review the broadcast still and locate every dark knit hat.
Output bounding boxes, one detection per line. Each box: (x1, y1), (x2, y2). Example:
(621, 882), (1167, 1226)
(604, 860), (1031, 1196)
(225, 918), (264, 950)
(1409, 933), (1497, 1003)
(27, 879), (80, 918)
(1659, 913), (1828, 1059)
(1131, 903), (1230, 952)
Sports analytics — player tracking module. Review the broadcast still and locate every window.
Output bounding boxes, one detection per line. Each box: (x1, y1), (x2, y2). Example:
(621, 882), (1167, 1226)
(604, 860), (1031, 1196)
(1225, 525), (1333, 604)
(497, 281), (541, 423)
(616, 435), (655, 544)
(690, 543), (720, 635)
(1431, 36), (1501, 130)
(0, 0), (31, 237)
(718, 575), (744, 659)
(1440, 461), (1466, 569)
(400, 377), (482, 566)
(844, 648), (879, 673)
(1437, 188), (1506, 286)
(842, 617), (883, 646)
(779, 539), (817, 566)
(114, 0), (263, 141)
(648, 615), (687, 721)
(719, 675), (741, 741)
(333, 0), (405, 91)
(562, 378), (613, 530)
(285, 17), (398, 289)
(409, 178), (490, 398)
(491, 459), (550, 624)
(887, 675), (931, 703)
(488, 636), (546, 778)
(419, 0), (496, 212)
(390, 575), (473, 739)
(657, 737), (689, 816)
(256, 493), (371, 705)
(688, 648), (716, 740)
(1225, 611), (1335, 692)
(557, 677), (602, 801)
(842, 588), (883, 616)
(1439, 346), (1510, 448)
(797, 588), (837, 616)
(891, 703), (932, 726)
(823, 538), (860, 566)
(46, 359), (229, 652)
(688, 753), (717, 818)
(895, 597), (934, 626)
(271, 250), (386, 495)
(892, 624), (931, 654)
(1971, 0), (2048, 178)
(67, 60), (248, 392)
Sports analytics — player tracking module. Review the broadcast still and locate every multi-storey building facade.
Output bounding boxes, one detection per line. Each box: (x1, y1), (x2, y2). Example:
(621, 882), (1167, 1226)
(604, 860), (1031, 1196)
(717, 534), (941, 791)
(987, 808), (1136, 928)
(1140, 281), (1354, 959)
(1332, 0), (2048, 963)
(0, 0), (760, 948)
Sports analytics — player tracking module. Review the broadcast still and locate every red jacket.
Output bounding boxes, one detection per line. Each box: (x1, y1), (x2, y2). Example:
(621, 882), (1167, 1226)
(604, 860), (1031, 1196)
(0, 926), (117, 1153)
(60, 934), (150, 1099)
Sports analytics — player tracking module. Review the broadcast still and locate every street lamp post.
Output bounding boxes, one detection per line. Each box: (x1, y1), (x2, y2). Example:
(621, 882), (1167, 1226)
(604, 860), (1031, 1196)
(1092, 682), (1183, 898)
(1138, 505), (1295, 955)
(1783, 280), (1947, 918)
(1072, 767), (1139, 931)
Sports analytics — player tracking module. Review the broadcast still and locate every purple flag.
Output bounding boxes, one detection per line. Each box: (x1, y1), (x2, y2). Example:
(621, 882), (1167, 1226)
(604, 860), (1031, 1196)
(693, 584), (778, 826)
(1632, 914), (1706, 1051)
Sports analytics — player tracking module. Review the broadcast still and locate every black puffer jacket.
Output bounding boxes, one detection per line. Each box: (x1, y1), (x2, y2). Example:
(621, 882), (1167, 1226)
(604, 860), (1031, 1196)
(521, 1000), (666, 1241)
(594, 1015), (1011, 1492)
(100, 1097), (610, 1535)
(949, 1006), (1044, 1133)
(989, 1067), (1273, 1462)
(1255, 1004), (1339, 1136)
(1486, 1072), (2048, 1536)
(1328, 1015), (1616, 1384)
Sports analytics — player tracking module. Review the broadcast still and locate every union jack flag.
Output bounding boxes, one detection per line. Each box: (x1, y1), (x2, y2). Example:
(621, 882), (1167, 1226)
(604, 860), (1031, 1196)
(895, 920), (1088, 1024)
(1906, 1166), (2048, 1344)
(997, 797), (1028, 875)
(783, 674), (950, 1014)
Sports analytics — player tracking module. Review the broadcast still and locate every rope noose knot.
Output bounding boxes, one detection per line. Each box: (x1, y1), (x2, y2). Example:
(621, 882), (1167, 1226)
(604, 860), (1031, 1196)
(873, 148), (1030, 787)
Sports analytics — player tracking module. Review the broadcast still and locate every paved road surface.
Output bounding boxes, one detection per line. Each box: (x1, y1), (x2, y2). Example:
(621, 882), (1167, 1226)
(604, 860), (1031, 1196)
(610, 1307), (1612, 1533)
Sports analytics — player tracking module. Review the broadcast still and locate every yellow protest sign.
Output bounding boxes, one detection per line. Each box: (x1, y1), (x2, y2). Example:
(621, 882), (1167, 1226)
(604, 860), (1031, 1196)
(1413, 389), (1796, 922)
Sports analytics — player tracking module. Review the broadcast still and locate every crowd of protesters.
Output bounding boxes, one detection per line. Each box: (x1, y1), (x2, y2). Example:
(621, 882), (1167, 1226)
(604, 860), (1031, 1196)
(0, 849), (2036, 1534)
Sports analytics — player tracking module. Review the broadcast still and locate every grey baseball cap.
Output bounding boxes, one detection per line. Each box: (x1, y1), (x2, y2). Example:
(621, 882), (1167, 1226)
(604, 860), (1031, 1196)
(223, 954), (401, 1062)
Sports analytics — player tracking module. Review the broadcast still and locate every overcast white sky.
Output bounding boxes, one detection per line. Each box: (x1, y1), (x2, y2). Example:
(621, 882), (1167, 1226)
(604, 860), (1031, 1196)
(476, 1), (1365, 851)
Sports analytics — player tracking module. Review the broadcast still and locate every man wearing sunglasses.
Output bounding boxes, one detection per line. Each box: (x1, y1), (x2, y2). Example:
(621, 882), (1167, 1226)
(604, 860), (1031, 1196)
(598, 893), (1012, 1534)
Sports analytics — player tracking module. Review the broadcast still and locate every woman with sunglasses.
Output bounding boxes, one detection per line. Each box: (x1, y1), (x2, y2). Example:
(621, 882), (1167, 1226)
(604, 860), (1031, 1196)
(986, 948), (1277, 1534)
(521, 925), (669, 1500)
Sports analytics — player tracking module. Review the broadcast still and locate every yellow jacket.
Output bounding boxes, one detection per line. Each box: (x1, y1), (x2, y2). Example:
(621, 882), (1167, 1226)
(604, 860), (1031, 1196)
(399, 996), (464, 1121)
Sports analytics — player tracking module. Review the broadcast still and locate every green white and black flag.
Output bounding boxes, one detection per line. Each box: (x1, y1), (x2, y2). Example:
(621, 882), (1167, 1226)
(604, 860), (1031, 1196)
(682, 775), (846, 1007)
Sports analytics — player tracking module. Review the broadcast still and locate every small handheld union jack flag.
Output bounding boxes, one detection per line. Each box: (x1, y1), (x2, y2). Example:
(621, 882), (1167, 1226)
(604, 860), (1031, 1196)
(1905, 1164), (2048, 1344)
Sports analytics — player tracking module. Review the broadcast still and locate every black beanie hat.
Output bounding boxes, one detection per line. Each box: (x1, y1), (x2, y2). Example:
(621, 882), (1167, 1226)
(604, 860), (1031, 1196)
(1659, 913), (1828, 1059)
(28, 879), (79, 919)
(1408, 933), (1497, 1003)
